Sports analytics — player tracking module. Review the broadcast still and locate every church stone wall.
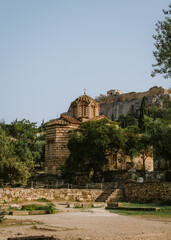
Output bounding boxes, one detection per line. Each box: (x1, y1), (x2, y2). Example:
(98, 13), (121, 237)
(45, 124), (79, 175)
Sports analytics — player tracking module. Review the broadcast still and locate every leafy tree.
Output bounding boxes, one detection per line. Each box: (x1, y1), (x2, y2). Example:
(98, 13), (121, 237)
(0, 118), (46, 184)
(158, 96), (171, 123)
(107, 124), (126, 168)
(138, 133), (153, 171)
(138, 96), (146, 133)
(146, 118), (171, 170)
(123, 126), (140, 162)
(75, 119), (110, 181)
(126, 106), (138, 127)
(148, 96), (171, 123)
(152, 4), (171, 79)
(31, 140), (45, 168)
(0, 128), (32, 185)
(148, 106), (161, 120)
(118, 106), (138, 129)
(64, 119), (125, 182)
(118, 114), (127, 128)
(9, 119), (37, 140)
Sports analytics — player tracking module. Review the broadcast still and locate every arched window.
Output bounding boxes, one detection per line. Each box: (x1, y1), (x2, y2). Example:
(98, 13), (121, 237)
(81, 103), (88, 117)
(73, 106), (77, 118)
(91, 105), (96, 117)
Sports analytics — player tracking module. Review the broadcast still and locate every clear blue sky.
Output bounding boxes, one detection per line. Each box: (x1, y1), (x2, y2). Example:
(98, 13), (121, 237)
(0, 0), (170, 125)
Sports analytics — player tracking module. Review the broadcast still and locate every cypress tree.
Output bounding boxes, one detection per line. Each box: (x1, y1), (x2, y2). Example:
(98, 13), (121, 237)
(138, 96), (146, 133)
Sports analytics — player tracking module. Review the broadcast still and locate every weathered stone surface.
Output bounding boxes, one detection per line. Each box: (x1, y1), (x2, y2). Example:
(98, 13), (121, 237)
(137, 177), (144, 183)
(0, 188), (102, 203)
(9, 211), (29, 216)
(107, 202), (123, 208)
(99, 86), (171, 120)
(124, 182), (171, 203)
(107, 189), (124, 202)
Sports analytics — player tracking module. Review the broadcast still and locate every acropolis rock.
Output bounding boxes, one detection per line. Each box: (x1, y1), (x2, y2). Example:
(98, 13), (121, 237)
(98, 86), (171, 120)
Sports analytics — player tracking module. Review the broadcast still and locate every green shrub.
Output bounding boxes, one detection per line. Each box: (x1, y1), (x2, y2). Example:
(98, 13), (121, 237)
(21, 204), (43, 211)
(44, 203), (56, 214)
(8, 207), (21, 211)
(21, 203), (56, 214)
(0, 207), (5, 223)
(36, 198), (50, 202)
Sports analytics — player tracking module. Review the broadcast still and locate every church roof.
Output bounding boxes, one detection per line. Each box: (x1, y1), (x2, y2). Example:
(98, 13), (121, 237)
(61, 115), (82, 124)
(71, 94), (97, 105)
(47, 115), (81, 127)
(47, 119), (69, 126)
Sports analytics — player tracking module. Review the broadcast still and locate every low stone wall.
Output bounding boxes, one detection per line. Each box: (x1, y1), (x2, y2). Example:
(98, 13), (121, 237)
(53, 189), (102, 202)
(124, 182), (171, 203)
(0, 188), (102, 202)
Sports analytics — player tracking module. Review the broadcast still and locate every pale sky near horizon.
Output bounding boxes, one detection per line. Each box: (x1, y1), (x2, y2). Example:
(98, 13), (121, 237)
(0, 0), (171, 126)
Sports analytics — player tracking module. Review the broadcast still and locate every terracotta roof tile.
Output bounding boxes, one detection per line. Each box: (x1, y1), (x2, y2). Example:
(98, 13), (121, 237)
(61, 115), (81, 124)
(47, 119), (69, 126)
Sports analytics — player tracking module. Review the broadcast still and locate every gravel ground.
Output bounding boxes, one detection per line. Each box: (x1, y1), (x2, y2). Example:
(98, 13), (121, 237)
(0, 202), (171, 240)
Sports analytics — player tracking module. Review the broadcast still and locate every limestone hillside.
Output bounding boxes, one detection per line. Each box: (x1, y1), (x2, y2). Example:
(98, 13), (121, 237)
(98, 86), (171, 120)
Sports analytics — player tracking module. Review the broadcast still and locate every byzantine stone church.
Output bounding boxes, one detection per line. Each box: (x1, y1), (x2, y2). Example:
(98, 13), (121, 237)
(45, 94), (105, 175)
(45, 93), (153, 175)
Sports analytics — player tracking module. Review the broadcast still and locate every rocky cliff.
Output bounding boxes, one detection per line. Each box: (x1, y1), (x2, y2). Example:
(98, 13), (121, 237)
(98, 86), (171, 120)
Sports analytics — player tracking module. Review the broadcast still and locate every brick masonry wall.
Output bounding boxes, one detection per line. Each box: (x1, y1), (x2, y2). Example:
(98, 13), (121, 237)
(45, 124), (79, 174)
(0, 188), (102, 202)
(124, 182), (171, 203)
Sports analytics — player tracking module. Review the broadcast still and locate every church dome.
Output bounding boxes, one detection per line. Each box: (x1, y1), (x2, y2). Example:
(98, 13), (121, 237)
(69, 94), (99, 122)
(71, 94), (96, 105)
(73, 94), (95, 103)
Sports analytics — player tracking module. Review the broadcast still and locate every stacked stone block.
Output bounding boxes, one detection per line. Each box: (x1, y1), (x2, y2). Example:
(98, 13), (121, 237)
(124, 182), (171, 203)
(45, 122), (80, 174)
(0, 188), (102, 202)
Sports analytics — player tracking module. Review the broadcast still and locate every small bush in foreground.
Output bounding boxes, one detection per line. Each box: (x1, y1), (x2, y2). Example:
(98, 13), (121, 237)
(0, 209), (5, 223)
(21, 203), (56, 214)
(36, 198), (50, 202)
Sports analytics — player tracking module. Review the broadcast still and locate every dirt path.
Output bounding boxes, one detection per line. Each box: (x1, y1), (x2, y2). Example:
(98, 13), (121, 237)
(0, 202), (171, 240)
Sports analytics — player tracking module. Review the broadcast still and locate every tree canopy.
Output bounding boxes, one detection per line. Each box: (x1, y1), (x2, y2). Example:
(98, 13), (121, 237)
(64, 95), (171, 182)
(0, 119), (46, 185)
(0, 128), (32, 185)
(152, 4), (171, 79)
(64, 119), (126, 181)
